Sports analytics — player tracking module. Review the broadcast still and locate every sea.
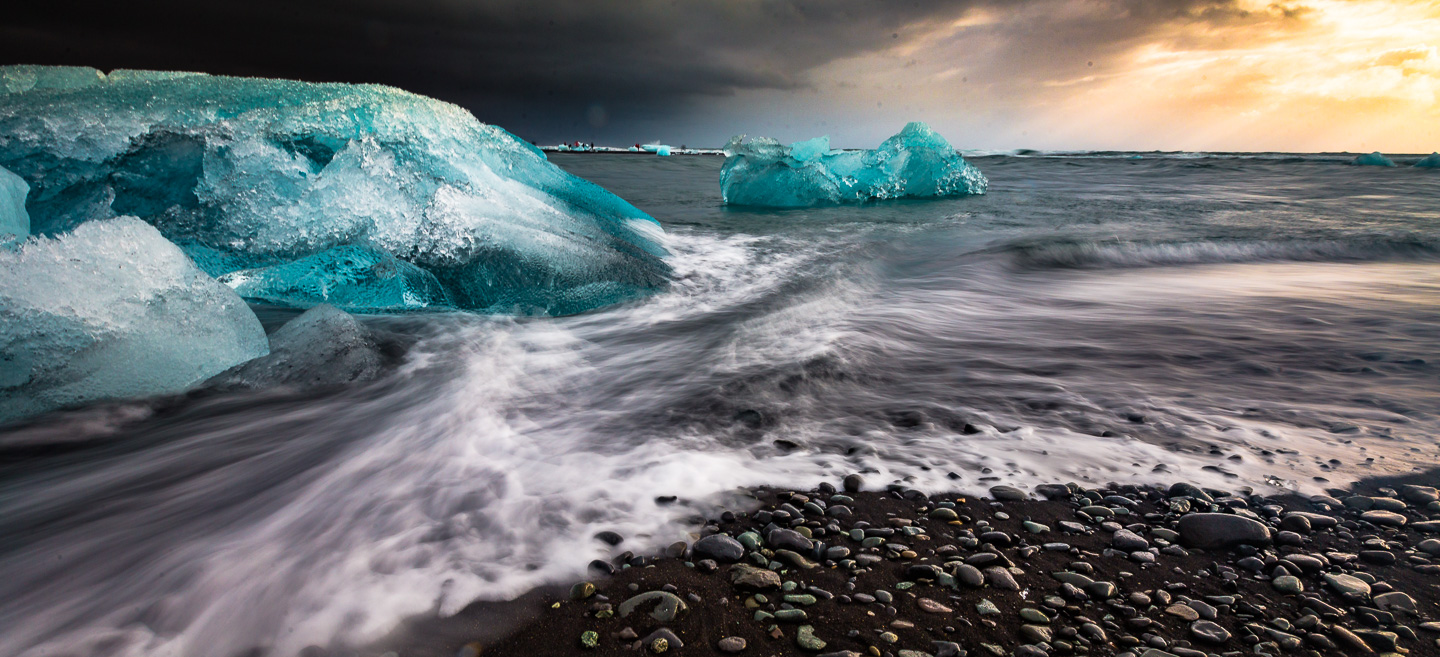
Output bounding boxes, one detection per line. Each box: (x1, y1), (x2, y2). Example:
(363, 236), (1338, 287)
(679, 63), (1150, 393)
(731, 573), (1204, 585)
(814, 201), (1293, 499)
(2, 151), (1438, 656)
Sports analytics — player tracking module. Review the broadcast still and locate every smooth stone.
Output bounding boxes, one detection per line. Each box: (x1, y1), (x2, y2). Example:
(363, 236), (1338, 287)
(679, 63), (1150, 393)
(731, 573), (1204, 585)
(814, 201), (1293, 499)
(767, 528), (814, 551)
(1361, 510), (1407, 527)
(718, 636), (747, 653)
(930, 507), (960, 521)
(1189, 620), (1231, 643)
(990, 485), (1026, 501)
(1177, 513), (1271, 549)
(1400, 485), (1439, 503)
(1165, 604), (1200, 621)
(571, 582), (596, 600)
(642, 628), (684, 651)
(1113, 529), (1149, 551)
(843, 474), (864, 492)
(956, 564), (985, 587)
(1020, 608), (1050, 623)
(918, 598), (953, 613)
(1324, 573), (1372, 599)
(693, 534), (745, 563)
(618, 591), (688, 622)
(977, 599), (1001, 615)
(1373, 591), (1417, 614)
(985, 567), (1020, 590)
(775, 609), (808, 622)
(1272, 575), (1303, 594)
(1020, 625), (1053, 643)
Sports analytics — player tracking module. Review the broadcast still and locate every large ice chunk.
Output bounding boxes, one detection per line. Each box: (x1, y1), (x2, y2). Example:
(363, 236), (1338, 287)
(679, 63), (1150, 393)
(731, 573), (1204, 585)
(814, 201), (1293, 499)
(1350, 151), (1396, 167)
(0, 218), (268, 423)
(1415, 152), (1440, 168)
(720, 122), (987, 207)
(0, 66), (669, 315)
(217, 245), (453, 312)
(0, 164), (27, 245)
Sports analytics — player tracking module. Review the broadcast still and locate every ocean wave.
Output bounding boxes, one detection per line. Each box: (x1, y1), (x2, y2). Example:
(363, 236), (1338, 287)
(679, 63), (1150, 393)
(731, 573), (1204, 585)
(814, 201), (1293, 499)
(1000, 236), (1440, 269)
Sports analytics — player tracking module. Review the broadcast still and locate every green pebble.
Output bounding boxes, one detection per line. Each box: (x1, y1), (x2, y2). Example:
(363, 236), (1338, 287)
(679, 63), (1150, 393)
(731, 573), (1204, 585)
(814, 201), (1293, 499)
(1273, 575), (1303, 595)
(1023, 521), (1050, 534)
(862, 537), (885, 548)
(754, 610), (774, 622)
(850, 529), (865, 541)
(930, 508), (960, 521)
(580, 630), (599, 649)
(977, 599), (1000, 615)
(895, 581), (914, 590)
(796, 625), (827, 651)
(754, 594), (769, 604)
(774, 608), (808, 622)
(738, 531), (762, 551)
(784, 594), (818, 606)
(796, 526), (813, 538)
(783, 580), (798, 592)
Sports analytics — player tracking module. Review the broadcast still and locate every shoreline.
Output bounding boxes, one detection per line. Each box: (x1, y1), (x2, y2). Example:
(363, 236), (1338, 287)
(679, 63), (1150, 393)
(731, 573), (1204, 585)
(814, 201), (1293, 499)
(369, 469), (1440, 657)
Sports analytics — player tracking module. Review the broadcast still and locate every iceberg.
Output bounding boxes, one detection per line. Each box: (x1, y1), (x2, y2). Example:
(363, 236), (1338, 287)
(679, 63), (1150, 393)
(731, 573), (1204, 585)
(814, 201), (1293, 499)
(720, 122), (987, 207)
(204, 304), (384, 391)
(0, 65), (669, 315)
(217, 245), (453, 312)
(1350, 151), (1396, 167)
(0, 164), (27, 245)
(1415, 152), (1440, 168)
(0, 218), (268, 423)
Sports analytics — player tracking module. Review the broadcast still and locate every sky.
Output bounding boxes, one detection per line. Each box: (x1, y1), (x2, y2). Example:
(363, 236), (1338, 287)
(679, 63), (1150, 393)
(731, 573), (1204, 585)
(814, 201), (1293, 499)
(3, 0), (1438, 152)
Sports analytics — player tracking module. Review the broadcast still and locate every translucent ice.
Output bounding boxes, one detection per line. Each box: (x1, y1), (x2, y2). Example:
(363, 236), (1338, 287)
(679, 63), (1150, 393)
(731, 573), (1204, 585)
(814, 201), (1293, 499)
(204, 304), (384, 391)
(720, 122), (987, 207)
(0, 218), (268, 423)
(1415, 152), (1440, 168)
(218, 245), (453, 312)
(0, 164), (27, 245)
(1351, 151), (1396, 167)
(0, 66), (669, 315)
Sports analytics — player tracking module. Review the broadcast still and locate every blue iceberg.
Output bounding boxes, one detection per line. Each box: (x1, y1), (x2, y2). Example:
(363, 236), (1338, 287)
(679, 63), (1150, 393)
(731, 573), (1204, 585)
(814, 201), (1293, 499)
(0, 164), (27, 246)
(0, 218), (268, 423)
(217, 245), (453, 312)
(1415, 152), (1440, 168)
(719, 122), (987, 207)
(1350, 151), (1396, 167)
(0, 66), (670, 315)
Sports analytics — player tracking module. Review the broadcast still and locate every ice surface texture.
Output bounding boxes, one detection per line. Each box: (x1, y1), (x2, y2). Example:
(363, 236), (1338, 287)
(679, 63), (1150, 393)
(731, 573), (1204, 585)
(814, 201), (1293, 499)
(0, 66), (670, 315)
(0, 218), (268, 423)
(218, 245), (453, 312)
(1351, 151), (1396, 167)
(0, 164), (27, 245)
(720, 122), (987, 207)
(1415, 153), (1440, 168)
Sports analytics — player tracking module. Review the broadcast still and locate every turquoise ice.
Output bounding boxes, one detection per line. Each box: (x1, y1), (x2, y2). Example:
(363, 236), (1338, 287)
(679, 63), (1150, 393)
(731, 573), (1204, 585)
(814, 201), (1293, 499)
(1415, 153), (1440, 168)
(217, 245), (453, 312)
(0, 164), (27, 246)
(0, 66), (670, 315)
(720, 122), (987, 207)
(1350, 151), (1396, 167)
(0, 218), (268, 423)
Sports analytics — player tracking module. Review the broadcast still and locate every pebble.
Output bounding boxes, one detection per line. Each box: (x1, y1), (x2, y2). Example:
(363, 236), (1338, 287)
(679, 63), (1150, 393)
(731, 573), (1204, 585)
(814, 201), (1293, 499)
(976, 599), (1000, 615)
(796, 625), (826, 651)
(1176, 513), (1271, 549)
(692, 534), (745, 563)
(1271, 575), (1303, 594)
(918, 598), (953, 613)
(1323, 572), (1371, 599)
(580, 630), (599, 649)
(1361, 510), (1407, 527)
(718, 636), (747, 653)
(1188, 620), (1231, 643)
(984, 567), (1020, 590)
(617, 591), (687, 622)
(730, 564), (781, 589)
(990, 485), (1026, 501)
(1163, 604), (1199, 621)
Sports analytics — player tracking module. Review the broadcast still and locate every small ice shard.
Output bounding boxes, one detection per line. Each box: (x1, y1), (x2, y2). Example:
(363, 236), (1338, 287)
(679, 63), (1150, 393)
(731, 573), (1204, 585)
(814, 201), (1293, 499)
(1350, 151), (1396, 167)
(655, 145), (672, 156)
(0, 217), (268, 423)
(204, 304), (384, 391)
(1414, 152), (1440, 168)
(720, 121), (987, 207)
(0, 65), (670, 316)
(641, 143), (672, 156)
(0, 164), (28, 246)
(217, 245), (453, 312)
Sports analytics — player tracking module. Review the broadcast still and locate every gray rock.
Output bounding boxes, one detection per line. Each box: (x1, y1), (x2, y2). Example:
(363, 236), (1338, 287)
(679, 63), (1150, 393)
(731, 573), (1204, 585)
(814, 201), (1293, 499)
(843, 474), (864, 492)
(990, 485), (1026, 501)
(766, 528), (813, 552)
(1373, 591), (1417, 614)
(1400, 485), (1439, 504)
(618, 591), (687, 622)
(718, 636), (747, 653)
(1272, 575), (1303, 594)
(955, 564), (985, 587)
(1361, 510), (1407, 527)
(1189, 620), (1231, 643)
(693, 534), (745, 563)
(1323, 573), (1371, 599)
(641, 628), (684, 650)
(1418, 538), (1440, 555)
(1168, 483), (1214, 503)
(985, 567), (1020, 590)
(1113, 529), (1149, 551)
(205, 304), (384, 390)
(1177, 513), (1271, 549)
(730, 564), (781, 589)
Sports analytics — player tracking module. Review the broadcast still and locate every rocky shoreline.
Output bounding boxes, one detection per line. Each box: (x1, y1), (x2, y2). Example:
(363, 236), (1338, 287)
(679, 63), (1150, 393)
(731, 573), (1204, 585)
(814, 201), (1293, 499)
(380, 474), (1440, 657)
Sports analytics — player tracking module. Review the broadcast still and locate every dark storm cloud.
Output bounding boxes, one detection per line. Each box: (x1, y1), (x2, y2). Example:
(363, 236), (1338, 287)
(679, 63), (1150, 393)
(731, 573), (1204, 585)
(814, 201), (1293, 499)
(0, 0), (1306, 142)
